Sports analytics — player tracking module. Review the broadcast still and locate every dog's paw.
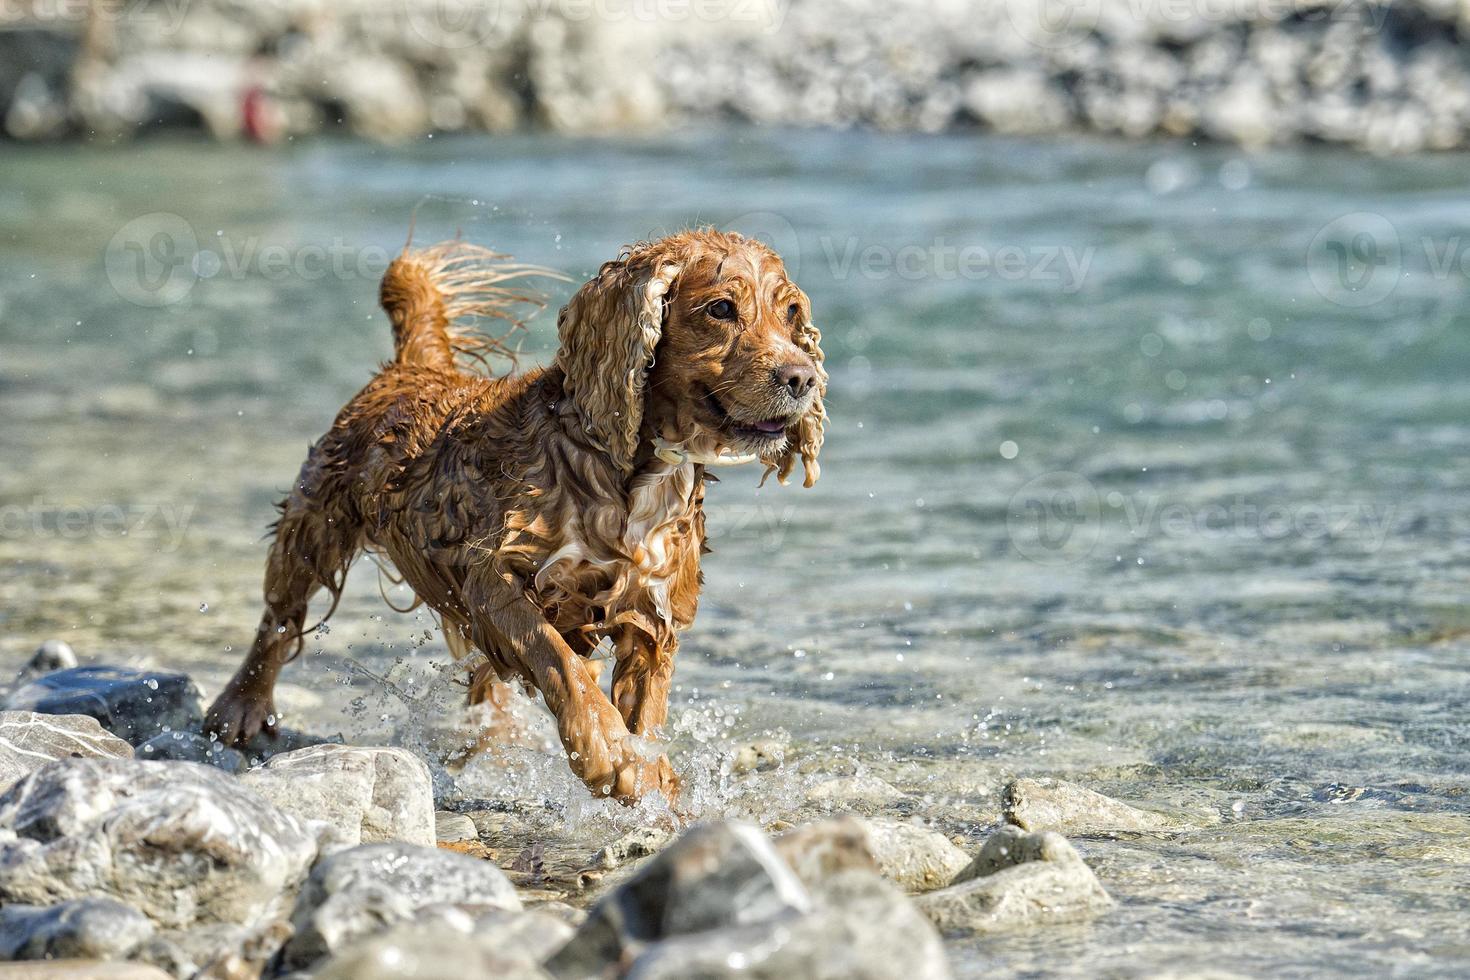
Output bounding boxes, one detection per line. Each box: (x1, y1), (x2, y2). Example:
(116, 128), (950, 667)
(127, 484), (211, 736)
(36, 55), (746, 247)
(611, 751), (681, 808)
(204, 683), (279, 748)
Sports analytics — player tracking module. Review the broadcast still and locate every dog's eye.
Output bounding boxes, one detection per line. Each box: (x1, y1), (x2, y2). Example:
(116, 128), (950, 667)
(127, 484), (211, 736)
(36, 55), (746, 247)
(786, 303), (801, 321)
(708, 299), (737, 321)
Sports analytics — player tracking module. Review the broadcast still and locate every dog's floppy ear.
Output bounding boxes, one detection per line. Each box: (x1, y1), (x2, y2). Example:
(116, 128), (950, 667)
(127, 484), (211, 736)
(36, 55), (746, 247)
(555, 243), (682, 473)
(763, 295), (826, 488)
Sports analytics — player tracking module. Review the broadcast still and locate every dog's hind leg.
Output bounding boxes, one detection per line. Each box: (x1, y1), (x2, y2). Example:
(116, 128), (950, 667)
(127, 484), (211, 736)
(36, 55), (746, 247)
(206, 455), (363, 747)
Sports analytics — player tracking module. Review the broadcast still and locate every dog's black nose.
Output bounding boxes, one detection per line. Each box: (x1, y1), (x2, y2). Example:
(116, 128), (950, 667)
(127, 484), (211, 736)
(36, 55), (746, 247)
(774, 362), (816, 398)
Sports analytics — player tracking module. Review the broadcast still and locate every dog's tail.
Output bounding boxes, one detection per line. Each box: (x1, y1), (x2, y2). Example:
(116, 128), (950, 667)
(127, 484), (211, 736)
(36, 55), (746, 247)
(380, 241), (560, 374)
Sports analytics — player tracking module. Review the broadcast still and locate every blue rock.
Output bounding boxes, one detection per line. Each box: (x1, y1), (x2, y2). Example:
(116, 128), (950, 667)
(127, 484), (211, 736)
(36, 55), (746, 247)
(4, 666), (204, 746)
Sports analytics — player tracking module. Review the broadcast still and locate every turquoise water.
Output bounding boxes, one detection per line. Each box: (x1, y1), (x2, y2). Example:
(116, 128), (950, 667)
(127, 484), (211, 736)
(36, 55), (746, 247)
(2, 130), (1469, 975)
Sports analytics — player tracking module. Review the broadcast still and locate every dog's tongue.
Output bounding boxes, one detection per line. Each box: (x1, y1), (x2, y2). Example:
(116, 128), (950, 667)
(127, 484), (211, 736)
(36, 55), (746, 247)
(752, 418), (786, 434)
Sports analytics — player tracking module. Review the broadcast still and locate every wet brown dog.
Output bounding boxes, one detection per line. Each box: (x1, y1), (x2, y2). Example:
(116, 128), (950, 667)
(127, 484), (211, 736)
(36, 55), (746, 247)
(204, 230), (826, 804)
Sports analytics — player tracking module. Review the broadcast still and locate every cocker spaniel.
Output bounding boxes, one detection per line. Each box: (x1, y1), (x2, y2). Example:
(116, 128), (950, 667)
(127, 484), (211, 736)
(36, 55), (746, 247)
(204, 229), (826, 804)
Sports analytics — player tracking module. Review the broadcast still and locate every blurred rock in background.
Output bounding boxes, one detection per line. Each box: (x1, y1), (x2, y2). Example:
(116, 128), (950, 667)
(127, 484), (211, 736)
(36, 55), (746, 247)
(3, 0), (1470, 151)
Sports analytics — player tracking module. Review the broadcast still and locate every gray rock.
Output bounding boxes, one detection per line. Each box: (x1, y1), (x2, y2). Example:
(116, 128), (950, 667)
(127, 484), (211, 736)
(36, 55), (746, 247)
(1003, 777), (1178, 835)
(627, 870), (951, 980)
(312, 921), (551, 980)
(586, 825), (672, 870)
(280, 841), (522, 970)
(25, 639), (78, 674)
(0, 758), (321, 930)
(861, 819), (972, 893)
(0, 897), (153, 961)
(777, 817), (968, 892)
(239, 725), (345, 767)
(803, 774), (905, 809)
(136, 731), (245, 773)
(131, 920), (291, 980)
(916, 825), (1112, 936)
(435, 809), (479, 843)
(0, 963), (174, 979)
(775, 817), (880, 888)
(4, 666), (203, 746)
(241, 744), (435, 847)
(0, 711), (133, 792)
(730, 737), (787, 775)
(547, 821), (811, 977)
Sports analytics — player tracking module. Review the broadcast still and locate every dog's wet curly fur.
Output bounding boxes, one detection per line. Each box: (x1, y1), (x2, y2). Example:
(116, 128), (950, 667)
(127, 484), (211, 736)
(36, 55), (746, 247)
(204, 230), (826, 804)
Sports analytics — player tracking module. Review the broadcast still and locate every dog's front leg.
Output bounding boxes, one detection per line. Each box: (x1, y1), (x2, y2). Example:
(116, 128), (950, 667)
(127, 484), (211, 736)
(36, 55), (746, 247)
(611, 627), (675, 736)
(465, 571), (680, 806)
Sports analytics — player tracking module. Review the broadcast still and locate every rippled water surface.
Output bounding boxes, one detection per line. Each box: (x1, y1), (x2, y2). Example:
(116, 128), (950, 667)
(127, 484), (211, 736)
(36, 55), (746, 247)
(2, 131), (1469, 976)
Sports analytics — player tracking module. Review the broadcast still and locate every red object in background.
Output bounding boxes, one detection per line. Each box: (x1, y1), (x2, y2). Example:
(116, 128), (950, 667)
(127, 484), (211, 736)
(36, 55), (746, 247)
(242, 84), (279, 144)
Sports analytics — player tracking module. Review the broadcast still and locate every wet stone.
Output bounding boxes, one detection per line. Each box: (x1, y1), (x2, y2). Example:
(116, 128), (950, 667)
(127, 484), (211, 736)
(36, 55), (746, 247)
(4, 666), (203, 746)
(804, 773), (906, 809)
(241, 744), (435, 847)
(0, 897), (153, 961)
(0, 757), (322, 930)
(279, 841), (522, 971)
(1003, 777), (1179, 835)
(24, 639), (79, 676)
(861, 819), (972, 893)
(775, 817), (881, 888)
(311, 921), (552, 980)
(917, 825), (1113, 936)
(435, 809), (479, 843)
(0, 963), (174, 979)
(548, 821), (811, 977)
(131, 920), (290, 980)
(0, 711), (133, 792)
(626, 870), (952, 980)
(586, 826), (672, 870)
(136, 731), (245, 773)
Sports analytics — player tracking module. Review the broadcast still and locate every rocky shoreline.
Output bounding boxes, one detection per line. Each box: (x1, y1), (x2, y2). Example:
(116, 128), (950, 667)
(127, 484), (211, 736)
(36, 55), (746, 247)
(0, 640), (1165, 978)
(3, 0), (1470, 151)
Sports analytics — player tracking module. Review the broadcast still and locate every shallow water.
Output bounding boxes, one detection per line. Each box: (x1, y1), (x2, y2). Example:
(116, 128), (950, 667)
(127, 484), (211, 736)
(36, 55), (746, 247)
(2, 130), (1469, 976)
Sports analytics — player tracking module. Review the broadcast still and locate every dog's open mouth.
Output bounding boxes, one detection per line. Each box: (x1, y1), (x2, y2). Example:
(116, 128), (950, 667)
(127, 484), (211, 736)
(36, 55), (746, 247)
(705, 391), (789, 443)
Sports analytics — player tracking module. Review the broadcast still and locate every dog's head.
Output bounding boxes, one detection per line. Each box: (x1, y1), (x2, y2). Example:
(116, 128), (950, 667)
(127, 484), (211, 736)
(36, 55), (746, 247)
(555, 229), (826, 486)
